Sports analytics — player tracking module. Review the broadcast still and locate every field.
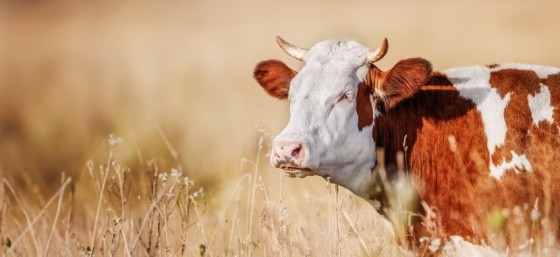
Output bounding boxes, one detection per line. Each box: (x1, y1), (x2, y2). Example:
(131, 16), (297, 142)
(0, 0), (559, 256)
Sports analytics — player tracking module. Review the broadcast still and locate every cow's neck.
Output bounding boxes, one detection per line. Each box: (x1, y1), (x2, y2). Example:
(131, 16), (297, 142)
(373, 72), (464, 174)
(366, 72), (469, 217)
(370, 73), (486, 224)
(366, 148), (422, 211)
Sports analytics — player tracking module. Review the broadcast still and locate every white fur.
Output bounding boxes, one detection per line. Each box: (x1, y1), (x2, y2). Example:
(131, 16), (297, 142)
(528, 83), (554, 126)
(444, 66), (510, 156)
(490, 151), (533, 178)
(444, 64), (560, 179)
(442, 236), (504, 257)
(494, 63), (560, 79)
(273, 38), (376, 196)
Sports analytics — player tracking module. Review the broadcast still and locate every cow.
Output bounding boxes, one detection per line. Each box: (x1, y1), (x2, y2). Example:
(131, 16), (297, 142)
(253, 36), (560, 252)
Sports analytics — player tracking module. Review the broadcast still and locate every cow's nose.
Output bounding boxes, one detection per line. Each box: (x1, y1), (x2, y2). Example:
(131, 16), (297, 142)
(271, 141), (305, 167)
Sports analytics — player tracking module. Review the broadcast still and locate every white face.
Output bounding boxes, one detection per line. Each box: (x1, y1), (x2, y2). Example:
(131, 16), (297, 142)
(270, 39), (377, 195)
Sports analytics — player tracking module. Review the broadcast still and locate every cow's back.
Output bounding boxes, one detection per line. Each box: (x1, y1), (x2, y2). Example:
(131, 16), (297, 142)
(446, 64), (560, 178)
(374, 64), (560, 244)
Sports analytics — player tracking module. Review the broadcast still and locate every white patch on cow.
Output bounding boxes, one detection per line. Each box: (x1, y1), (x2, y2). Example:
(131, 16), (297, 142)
(443, 236), (504, 257)
(490, 151), (533, 179)
(528, 83), (554, 126)
(444, 66), (510, 156)
(493, 63), (560, 79)
(445, 64), (558, 179)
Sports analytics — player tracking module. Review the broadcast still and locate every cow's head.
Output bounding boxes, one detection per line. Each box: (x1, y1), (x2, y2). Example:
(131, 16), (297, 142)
(254, 37), (431, 196)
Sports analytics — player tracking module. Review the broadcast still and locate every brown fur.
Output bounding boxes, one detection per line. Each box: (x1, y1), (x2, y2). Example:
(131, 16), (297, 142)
(489, 69), (541, 166)
(372, 68), (560, 245)
(366, 58), (432, 109)
(356, 83), (373, 130)
(253, 60), (295, 99)
(373, 73), (493, 240)
(546, 73), (560, 124)
(492, 71), (560, 246)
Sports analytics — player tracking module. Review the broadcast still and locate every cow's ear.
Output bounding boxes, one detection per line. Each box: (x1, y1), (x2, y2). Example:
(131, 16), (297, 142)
(253, 60), (297, 100)
(369, 58), (432, 109)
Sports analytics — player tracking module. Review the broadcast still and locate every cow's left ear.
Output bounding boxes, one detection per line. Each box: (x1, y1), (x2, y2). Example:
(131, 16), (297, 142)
(367, 58), (432, 109)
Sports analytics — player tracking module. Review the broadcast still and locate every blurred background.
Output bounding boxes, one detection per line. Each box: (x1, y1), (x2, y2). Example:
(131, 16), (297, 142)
(0, 0), (559, 196)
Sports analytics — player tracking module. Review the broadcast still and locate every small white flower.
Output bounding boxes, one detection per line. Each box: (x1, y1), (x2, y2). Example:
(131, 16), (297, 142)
(191, 187), (204, 199)
(166, 191), (176, 199)
(182, 177), (194, 187)
(108, 134), (123, 146)
(158, 173), (168, 182)
(171, 168), (180, 177)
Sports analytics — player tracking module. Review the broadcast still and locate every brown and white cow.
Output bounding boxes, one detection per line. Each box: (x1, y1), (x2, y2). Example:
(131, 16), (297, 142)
(253, 36), (560, 249)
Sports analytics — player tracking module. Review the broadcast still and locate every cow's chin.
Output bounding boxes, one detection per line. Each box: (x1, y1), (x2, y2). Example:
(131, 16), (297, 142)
(278, 165), (314, 178)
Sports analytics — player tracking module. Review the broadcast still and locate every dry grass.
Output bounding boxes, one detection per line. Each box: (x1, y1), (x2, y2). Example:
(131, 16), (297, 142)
(0, 0), (559, 256)
(0, 135), (404, 257)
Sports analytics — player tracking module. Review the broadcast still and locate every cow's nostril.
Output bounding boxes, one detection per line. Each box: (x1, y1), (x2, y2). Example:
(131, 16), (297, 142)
(272, 141), (305, 165)
(291, 144), (302, 158)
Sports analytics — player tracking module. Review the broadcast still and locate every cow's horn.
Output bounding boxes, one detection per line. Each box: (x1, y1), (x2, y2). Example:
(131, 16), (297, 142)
(276, 36), (307, 61)
(366, 38), (389, 64)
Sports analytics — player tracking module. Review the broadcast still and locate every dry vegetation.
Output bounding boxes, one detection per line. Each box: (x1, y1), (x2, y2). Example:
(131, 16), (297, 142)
(0, 135), (405, 256)
(0, 0), (559, 256)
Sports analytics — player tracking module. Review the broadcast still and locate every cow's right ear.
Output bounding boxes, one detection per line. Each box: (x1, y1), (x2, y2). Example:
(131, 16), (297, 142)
(253, 60), (297, 100)
(367, 58), (432, 109)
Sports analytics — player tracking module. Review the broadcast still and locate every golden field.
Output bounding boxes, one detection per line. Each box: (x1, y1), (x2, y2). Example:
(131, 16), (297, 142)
(0, 0), (559, 256)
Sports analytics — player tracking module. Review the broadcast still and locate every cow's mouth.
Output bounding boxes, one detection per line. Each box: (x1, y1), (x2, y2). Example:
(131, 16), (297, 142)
(279, 165), (314, 178)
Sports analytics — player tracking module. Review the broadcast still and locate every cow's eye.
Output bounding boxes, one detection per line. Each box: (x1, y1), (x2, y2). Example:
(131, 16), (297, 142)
(337, 91), (353, 103)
